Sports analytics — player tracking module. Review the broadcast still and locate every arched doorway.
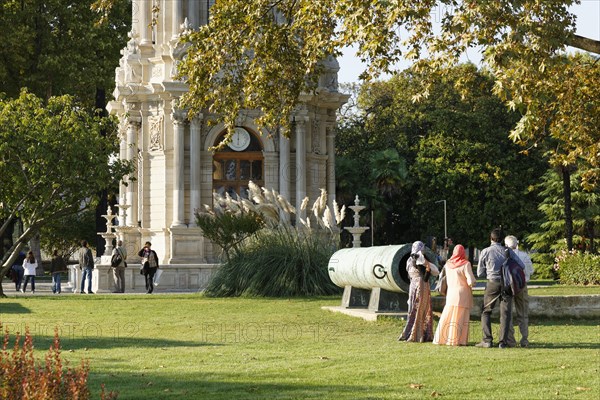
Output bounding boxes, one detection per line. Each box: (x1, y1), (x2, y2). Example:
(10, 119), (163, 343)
(212, 127), (264, 199)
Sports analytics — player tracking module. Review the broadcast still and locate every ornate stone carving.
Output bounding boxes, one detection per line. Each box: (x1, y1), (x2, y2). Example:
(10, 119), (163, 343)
(171, 100), (187, 125)
(152, 64), (163, 79)
(148, 115), (163, 151)
(311, 118), (321, 154)
(126, 29), (139, 55)
(117, 117), (128, 142)
(320, 55), (339, 92)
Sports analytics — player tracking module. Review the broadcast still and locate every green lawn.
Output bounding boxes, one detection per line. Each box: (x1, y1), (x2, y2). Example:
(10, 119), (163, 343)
(1, 294), (598, 399)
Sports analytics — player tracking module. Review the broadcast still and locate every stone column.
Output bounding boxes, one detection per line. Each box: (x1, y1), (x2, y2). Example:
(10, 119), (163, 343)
(171, 105), (186, 227)
(200, 0), (208, 25)
(295, 117), (307, 220)
(126, 117), (141, 227)
(118, 120), (128, 223)
(189, 115), (203, 226)
(138, 0), (152, 46)
(326, 126), (336, 206)
(189, 0), (200, 28)
(279, 129), (290, 201)
(172, 0), (183, 39)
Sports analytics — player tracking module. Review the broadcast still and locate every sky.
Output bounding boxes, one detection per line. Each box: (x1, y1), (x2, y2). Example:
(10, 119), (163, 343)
(337, 0), (600, 83)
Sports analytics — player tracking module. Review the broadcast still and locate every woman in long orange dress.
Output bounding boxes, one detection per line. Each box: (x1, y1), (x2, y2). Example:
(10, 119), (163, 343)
(433, 244), (476, 346)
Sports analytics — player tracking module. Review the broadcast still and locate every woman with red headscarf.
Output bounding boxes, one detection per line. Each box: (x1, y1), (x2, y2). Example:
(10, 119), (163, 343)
(433, 244), (477, 346)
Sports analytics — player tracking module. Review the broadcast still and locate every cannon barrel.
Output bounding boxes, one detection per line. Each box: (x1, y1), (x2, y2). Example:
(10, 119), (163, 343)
(327, 244), (439, 294)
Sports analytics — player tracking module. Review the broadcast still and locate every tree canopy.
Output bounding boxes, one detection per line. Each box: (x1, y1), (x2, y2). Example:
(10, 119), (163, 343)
(0, 90), (133, 297)
(173, 0), (599, 185)
(0, 0), (129, 108)
(336, 64), (546, 248)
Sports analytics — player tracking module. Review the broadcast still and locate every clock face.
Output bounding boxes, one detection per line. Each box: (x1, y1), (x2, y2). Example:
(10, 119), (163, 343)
(228, 128), (251, 151)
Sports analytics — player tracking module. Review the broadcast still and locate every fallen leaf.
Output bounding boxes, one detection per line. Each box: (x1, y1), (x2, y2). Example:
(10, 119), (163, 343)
(146, 382), (153, 386)
(431, 390), (441, 397)
(576, 387), (590, 391)
(159, 365), (165, 368)
(319, 356), (329, 360)
(409, 383), (424, 389)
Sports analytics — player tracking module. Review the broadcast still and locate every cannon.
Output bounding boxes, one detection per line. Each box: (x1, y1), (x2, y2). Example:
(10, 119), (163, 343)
(327, 244), (439, 313)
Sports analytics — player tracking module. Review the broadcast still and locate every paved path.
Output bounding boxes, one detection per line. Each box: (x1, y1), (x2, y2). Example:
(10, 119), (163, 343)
(1, 280), (199, 296)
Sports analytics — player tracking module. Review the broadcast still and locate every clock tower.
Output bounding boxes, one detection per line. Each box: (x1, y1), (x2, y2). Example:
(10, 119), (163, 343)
(107, 1), (348, 280)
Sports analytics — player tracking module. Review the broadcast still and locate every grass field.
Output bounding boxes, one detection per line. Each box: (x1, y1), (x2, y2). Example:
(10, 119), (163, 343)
(0, 294), (598, 399)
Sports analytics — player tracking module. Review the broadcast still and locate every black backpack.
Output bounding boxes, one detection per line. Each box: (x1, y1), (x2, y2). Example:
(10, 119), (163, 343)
(110, 249), (123, 268)
(501, 249), (526, 296)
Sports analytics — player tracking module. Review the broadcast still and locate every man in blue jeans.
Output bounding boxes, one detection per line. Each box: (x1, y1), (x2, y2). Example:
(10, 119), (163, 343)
(476, 228), (525, 348)
(78, 240), (95, 294)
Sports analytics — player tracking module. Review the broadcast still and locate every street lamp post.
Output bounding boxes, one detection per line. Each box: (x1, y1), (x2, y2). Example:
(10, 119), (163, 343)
(435, 199), (447, 240)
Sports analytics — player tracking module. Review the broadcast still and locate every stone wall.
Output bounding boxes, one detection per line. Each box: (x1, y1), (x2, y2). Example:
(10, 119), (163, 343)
(431, 295), (600, 318)
(67, 263), (219, 293)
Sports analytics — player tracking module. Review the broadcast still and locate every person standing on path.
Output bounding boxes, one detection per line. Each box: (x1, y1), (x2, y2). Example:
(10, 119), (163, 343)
(22, 251), (37, 294)
(50, 250), (68, 294)
(111, 240), (128, 293)
(78, 240), (95, 294)
(138, 242), (159, 294)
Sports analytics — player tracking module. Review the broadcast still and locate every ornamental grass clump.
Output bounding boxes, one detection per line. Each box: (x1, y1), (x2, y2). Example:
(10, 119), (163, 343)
(201, 182), (345, 297)
(0, 324), (117, 400)
(554, 250), (600, 285)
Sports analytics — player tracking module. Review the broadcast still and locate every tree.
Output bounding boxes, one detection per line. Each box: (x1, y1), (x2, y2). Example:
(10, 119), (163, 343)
(528, 168), (600, 254)
(0, 90), (132, 297)
(39, 208), (98, 261)
(0, 0), (131, 256)
(196, 209), (265, 263)
(336, 64), (547, 248)
(172, 0), (599, 184)
(0, 0), (130, 108)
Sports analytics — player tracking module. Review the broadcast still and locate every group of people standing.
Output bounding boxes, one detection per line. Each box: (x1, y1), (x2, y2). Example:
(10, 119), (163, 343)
(9, 240), (160, 295)
(399, 228), (533, 348)
(78, 239), (160, 294)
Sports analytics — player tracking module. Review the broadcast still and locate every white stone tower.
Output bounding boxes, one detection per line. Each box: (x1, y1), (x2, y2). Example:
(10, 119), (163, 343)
(107, 1), (348, 267)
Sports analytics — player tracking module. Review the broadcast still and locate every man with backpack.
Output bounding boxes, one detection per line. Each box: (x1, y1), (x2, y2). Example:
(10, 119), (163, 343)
(504, 235), (534, 348)
(111, 240), (128, 293)
(475, 228), (526, 348)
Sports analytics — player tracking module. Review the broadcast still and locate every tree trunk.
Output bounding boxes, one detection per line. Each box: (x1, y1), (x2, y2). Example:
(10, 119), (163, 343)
(561, 166), (573, 251)
(588, 219), (595, 254)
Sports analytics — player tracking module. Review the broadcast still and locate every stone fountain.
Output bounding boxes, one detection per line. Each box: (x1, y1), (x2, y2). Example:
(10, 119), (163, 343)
(344, 195), (369, 248)
(98, 206), (117, 262)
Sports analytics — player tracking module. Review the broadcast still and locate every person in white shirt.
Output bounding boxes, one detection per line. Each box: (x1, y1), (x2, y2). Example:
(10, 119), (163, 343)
(22, 251), (38, 294)
(505, 235), (534, 348)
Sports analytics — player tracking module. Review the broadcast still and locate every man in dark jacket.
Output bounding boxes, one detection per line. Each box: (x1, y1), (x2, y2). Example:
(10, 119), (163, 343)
(78, 240), (95, 294)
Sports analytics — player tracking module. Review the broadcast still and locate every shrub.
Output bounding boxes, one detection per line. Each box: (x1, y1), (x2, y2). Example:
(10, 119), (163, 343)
(530, 252), (558, 280)
(554, 250), (600, 285)
(205, 227), (341, 297)
(0, 324), (118, 400)
(203, 182), (345, 297)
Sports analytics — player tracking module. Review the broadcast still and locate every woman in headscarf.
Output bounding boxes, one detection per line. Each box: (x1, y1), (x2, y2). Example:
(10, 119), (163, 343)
(399, 241), (439, 342)
(433, 244), (476, 346)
